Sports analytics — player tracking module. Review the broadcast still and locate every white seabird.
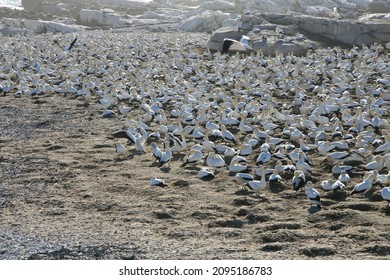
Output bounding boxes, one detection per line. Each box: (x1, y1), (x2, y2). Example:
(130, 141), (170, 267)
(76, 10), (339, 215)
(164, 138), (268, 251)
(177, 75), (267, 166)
(220, 124), (238, 144)
(238, 143), (253, 156)
(349, 172), (377, 196)
(198, 167), (215, 179)
(256, 148), (271, 165)
(246, 179), (266, 196)
(206, 152), (227, 168)
(380, 187), (390, 206)
(149, 177), (168, 187)
(115, 143), (127, 158)
(235, 173), (254, 184)
(229, 158), (249, 173)
(338, 170), (351, 185)
(320, 180), (333, 191)
(222, 35), (253, 53)
(332, 180), (345, 191)
(182, 149), (203, 166)
(292, 170), (306, 191)
(283, 160), (297, 173)
(269, 169), (282, 184)
(305, 181), (321, 209)
(151, 142), (163, 161)
(332, 163), (353, 175)
(159, 146), (173, 167)
(296, 151), (313, 176)
(365, 155), (384, 171)
(377, 171), (389, 185)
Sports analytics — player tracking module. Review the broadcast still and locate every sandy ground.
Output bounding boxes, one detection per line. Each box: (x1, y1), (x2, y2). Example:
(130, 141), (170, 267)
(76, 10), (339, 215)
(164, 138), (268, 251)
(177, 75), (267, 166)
(0, 31), (390, 260)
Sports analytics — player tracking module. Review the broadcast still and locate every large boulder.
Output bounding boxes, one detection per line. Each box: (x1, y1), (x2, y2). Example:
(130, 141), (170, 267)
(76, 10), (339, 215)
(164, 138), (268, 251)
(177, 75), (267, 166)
(234, 0), (369, 14)
(244, 13), (390, 47)
(178, 10), (231, 32)
(305, 6), (333, 17)
(368, 1), (390, 13)
(1, 18), (84, 34)
(347, 0), (370, 10)
(206, 26), (244, 50)
(77, 9), (132, 27)
(206, 26), (320, 56)
(199, 1), (237, 12)
(235, 0), (287, 14)
(293, 14), (390, 46)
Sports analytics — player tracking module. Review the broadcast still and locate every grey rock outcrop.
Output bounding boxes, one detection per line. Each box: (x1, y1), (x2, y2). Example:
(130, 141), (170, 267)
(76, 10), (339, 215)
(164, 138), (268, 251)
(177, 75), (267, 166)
(240, 13), (390, 47)
(206, 27), (244, 50)
(206, 26), (320, 56)
(77, 9), (132, 27)
(368, 1), (390, 13)
(178, 10), (231, 32)
(199, 1), (237, 13)
(305, 6), (333, 17)
(1, 18), (85, 34)
(234, 0), (369, 14)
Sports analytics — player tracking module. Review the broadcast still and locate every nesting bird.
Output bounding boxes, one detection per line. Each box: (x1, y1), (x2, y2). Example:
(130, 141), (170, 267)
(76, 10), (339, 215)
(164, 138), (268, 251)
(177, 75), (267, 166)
(305, 181), (321, 209)
(380, 187), (390, 206)
(292, 170), (306, 191)
(198, 167), (216, 180)
(349, 172), (378, 196)
(115, 143), (127, 158)
(206, 152), (227, 168)
(149, 177), (168, 187)
(222, 35), (253, 53)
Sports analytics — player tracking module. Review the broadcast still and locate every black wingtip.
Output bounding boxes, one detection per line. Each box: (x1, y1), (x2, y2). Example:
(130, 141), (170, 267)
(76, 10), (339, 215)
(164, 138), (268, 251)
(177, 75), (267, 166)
(222, 39), (234, 53)
(68, 37), (78, 51)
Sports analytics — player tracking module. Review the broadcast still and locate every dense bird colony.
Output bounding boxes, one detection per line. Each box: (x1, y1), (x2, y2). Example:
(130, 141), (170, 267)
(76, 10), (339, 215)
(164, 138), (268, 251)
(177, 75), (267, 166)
(1, 30), (389, 211)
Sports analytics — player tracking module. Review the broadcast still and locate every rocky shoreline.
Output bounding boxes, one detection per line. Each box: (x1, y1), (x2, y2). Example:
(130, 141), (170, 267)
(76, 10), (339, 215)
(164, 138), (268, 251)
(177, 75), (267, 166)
(1, 0), (389, 55)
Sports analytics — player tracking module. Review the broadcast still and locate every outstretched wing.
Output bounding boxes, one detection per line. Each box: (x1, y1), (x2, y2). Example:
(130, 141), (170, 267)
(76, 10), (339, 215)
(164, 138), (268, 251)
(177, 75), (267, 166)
(66, 37), (78, 52)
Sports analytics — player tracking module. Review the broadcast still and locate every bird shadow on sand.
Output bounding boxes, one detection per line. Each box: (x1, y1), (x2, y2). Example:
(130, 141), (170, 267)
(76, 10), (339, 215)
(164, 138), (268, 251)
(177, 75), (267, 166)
(383, 206), (390, 216)
(234, 189), (252, 196)
(308, 206), (321, 214)
(199, 176), (216, 182)
(160, 167), (172, 173)
(149, 162), (162, 167)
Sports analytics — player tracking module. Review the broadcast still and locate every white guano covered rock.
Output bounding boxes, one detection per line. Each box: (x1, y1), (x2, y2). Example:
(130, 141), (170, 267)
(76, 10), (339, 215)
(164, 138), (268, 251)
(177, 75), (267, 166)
(245, 13), (390, 47)
(236, 0), (287, 13)
(206, 26), (244, 50)
(1, 18), (84, 34)
(178, 10), (230, 32)
(77, 9), (131, 27)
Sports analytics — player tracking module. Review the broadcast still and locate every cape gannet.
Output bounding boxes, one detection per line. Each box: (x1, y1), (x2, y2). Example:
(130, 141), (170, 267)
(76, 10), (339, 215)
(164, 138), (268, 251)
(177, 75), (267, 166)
(380, 187), (390, 206)
(115, 143), (127, 158)
(150, 177), (168, 187)
(305, 181), (321, 209)
(222, 35), (253, 54)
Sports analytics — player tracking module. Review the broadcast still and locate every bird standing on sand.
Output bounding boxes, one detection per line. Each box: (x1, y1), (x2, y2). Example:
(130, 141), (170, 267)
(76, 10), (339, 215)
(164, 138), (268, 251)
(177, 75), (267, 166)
(380, 187), (390, 206)
(292, 170), (306, 191)
(151, 142), (162, 162)
(235, 173), (254, 184)
(115, 143), (127, 158)
(198, 168), (215, 179)
(159, 144), (173, 167)
(305, 181), (321, 209)
(349, 172), (377, 196)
